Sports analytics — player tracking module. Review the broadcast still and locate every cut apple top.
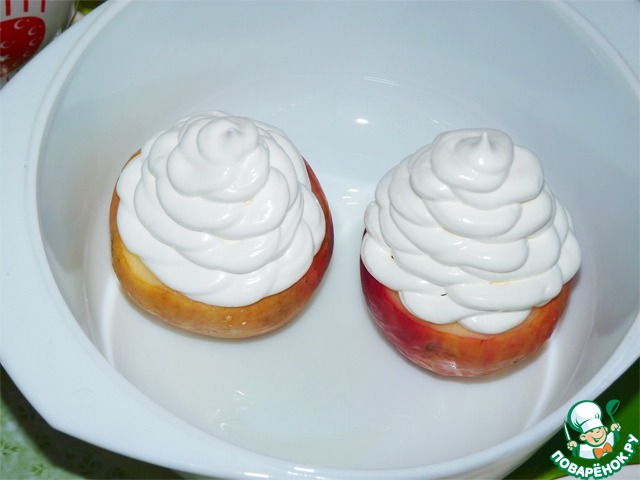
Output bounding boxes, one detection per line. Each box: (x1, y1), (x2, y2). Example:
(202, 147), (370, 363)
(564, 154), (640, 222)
(361, 129), (580, 334)
(116, 111), (326, 307)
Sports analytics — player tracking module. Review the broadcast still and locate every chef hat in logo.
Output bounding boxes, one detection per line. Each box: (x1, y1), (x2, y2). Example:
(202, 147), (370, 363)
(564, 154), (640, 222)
(568, 400), (604, 434)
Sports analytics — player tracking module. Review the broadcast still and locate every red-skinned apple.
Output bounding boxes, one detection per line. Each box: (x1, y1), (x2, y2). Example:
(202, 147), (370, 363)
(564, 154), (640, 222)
(360, 256), (572, 376)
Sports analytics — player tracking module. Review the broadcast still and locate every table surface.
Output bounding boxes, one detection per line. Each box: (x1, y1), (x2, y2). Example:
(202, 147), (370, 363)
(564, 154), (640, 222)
(1, 1), (638, 479)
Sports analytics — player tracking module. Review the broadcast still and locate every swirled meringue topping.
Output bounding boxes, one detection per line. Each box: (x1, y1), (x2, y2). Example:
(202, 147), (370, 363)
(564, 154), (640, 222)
(361, 129), (580, 334)
(116, 112), (326, 307)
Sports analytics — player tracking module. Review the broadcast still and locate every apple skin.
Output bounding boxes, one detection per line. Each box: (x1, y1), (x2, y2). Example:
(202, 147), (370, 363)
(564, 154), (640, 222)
(110, 155), (333, 338)
(360, 256), (572, 376)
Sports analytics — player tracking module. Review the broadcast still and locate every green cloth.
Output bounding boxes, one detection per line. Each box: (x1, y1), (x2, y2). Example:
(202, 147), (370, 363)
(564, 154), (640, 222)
(75, 0), (107, 15)
(0, 368), (179, 479)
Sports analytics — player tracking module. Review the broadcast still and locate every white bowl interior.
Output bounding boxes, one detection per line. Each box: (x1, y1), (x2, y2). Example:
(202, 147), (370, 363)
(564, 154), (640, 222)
(35, 0), (638, 474)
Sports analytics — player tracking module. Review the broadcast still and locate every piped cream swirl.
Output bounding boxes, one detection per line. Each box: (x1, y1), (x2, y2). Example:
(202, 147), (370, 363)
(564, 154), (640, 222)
(116, 112), (326, 306)
(361, 129), (580, 334)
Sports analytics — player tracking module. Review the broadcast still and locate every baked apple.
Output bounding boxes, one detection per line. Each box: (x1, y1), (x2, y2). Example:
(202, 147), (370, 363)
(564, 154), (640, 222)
(360, 128), (580, 376)
(111, 112), (333, 338)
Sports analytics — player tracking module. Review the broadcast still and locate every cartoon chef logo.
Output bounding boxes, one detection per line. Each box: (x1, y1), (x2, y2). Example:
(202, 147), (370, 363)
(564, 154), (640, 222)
(550, 398), (638, 479)
(565, 400), (621, 459)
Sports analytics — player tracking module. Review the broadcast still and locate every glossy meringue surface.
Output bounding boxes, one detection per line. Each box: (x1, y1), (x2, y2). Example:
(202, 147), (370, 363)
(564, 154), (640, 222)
(116, 112), (325, 306)
(362, 129), (581, 333)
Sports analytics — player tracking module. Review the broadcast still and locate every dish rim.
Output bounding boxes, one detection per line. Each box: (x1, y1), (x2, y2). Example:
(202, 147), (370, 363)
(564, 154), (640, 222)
(1, 0), (638, 478)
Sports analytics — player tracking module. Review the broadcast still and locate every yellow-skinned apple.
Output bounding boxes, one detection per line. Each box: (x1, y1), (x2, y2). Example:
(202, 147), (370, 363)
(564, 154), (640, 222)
(111, 157), (333, 339)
